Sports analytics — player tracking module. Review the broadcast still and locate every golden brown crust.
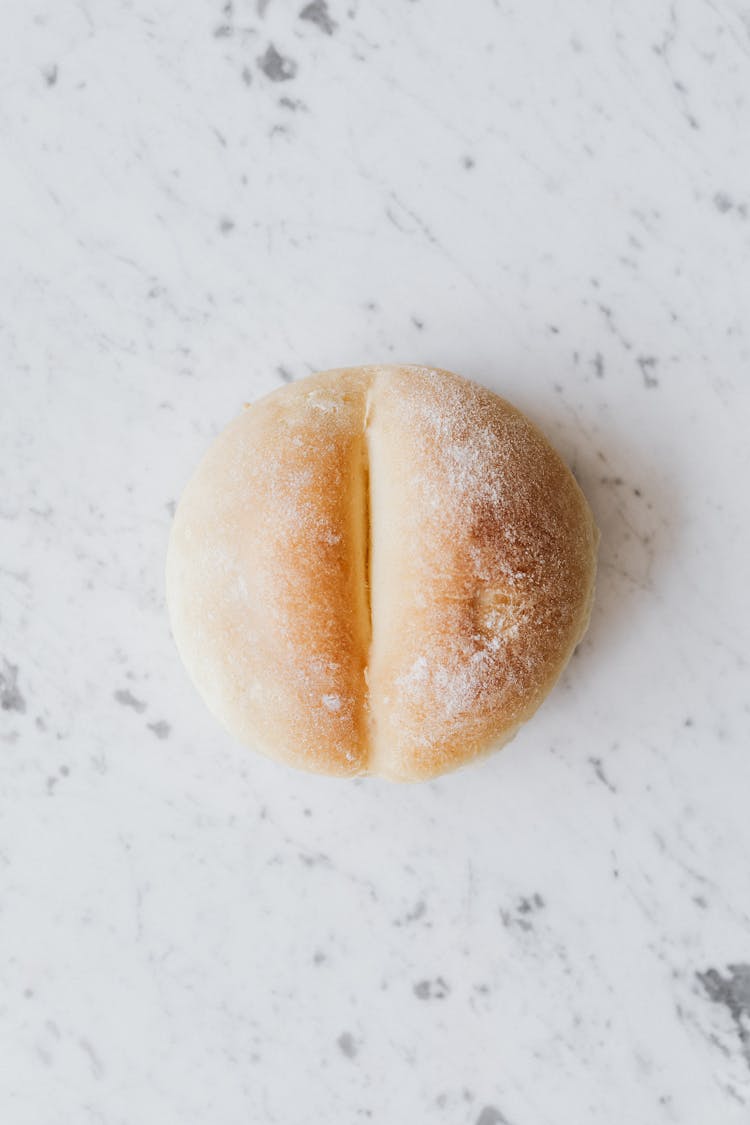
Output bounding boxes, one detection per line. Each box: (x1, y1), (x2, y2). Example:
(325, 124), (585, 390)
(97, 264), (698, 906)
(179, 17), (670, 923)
(166, 369), (371, 775)
(366, 366), (598, 779)
(166, 365), (598, 780)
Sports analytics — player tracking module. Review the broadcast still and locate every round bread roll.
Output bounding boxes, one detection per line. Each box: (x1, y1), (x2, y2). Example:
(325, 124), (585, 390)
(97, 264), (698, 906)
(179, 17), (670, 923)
(166, 365), (598, 781)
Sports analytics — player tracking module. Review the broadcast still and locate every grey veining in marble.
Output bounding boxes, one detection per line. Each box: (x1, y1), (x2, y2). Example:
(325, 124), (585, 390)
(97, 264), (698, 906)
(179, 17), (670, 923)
(2, 1), (750, 1122)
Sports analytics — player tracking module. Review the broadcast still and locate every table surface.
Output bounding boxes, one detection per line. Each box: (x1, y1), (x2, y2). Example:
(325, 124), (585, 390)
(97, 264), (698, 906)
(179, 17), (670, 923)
(2, 2), (750, 1122)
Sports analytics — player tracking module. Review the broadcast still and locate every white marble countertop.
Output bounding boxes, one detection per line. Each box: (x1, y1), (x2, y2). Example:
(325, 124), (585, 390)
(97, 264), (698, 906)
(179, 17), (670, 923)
(2, 1), (750, 1122)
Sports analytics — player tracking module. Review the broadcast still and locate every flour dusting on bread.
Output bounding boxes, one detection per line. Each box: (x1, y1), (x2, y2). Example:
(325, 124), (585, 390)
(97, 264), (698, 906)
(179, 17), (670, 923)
(167, 365), (598, 780)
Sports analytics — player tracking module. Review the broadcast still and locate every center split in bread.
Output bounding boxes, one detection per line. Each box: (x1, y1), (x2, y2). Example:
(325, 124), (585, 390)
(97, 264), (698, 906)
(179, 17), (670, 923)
(349, 387), (373, 756)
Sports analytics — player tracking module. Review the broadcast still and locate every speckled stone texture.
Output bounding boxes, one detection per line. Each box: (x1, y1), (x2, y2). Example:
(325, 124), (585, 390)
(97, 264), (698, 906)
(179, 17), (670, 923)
(1, 1), (749, 1122)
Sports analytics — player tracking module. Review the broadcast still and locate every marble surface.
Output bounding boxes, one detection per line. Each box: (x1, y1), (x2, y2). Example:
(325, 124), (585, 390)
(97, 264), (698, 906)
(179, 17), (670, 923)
(2, 1), (750, 1121)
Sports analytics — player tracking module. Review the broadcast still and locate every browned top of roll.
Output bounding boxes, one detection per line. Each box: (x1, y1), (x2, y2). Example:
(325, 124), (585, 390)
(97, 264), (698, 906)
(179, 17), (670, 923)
(166, 365), (598, 781)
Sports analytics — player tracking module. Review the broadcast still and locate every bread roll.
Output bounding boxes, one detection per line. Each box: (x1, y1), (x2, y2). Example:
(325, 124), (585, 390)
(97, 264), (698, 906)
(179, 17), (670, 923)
(166, 365), (598, 781)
